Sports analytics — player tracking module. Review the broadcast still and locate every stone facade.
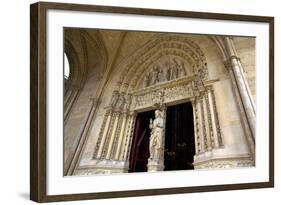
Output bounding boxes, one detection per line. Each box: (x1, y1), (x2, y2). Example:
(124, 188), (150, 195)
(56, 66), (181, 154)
(63, 28), (256, 176)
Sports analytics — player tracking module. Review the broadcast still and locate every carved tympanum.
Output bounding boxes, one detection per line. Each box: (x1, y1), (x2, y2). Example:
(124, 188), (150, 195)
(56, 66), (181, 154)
(143, 58), (189, 88)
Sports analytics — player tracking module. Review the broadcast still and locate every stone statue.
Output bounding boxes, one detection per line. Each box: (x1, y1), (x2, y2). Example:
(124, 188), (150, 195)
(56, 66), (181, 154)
(143, 72), (151, 87)
(178, 60), (187, 77)
(165, 62), (171, 81)
(158, 67), (165, 82)
(123, 94), (132, 111)
(170, 59), (179, 79)
(116, 92), (126, 110)
(150, 65), (161, 85)
(109, 90), (119, 108)
(149, 110), (164, 160)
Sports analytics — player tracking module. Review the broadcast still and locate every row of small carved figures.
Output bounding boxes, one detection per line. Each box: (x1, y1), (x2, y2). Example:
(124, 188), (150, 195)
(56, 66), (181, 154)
(135, 85), (193, 107)
(108, 91), (132, 110)
(143, 59), (188, 87)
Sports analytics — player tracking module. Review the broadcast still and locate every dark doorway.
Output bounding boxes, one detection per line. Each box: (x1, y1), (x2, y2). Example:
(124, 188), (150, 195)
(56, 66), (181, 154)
(129, 110), (155, 172)
(164, 102), (195, 171)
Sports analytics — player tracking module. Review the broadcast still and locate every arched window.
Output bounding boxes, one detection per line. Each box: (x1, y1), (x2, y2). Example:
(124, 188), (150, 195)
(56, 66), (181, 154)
(64, 53), (70, 80)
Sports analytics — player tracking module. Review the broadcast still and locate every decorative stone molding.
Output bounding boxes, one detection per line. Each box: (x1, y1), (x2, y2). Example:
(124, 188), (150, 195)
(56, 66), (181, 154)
(93, 90), (133, 160)
(131, 76), (195, 111)
(193, 158), (254, 169)
(73, 160), (129, 175)
(123, 112), (137, 161)
(93, 78), (224, 173)
(92, 109), (111, 159)
(115, 35), (208, 92)
(200, 96), (209, 150)
(190, 85), (224, 157)
(100, 112), (116, 159)
(192, 100), (200, 154)
(209, 88), (223, 147)
(205, 90), (215, 148)
(147, 160), (165, 172)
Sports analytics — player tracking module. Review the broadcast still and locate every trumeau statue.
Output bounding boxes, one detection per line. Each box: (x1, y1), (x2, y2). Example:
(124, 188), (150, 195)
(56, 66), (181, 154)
(149, 110), (164, 160)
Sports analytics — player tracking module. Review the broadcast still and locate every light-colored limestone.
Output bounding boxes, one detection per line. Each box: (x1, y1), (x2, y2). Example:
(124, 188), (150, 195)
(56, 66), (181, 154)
(63, 29), (255, 176)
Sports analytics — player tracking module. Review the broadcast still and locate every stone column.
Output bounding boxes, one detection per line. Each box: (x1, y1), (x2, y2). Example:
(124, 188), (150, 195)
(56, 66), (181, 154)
(95, 110), (113, 159)
(199, 96), (209, 151)
(197, 96), (206, 153)
(105, 112), (121, 159)
(123, 112), (137, 161)
(114, 113), (129, 160)
(207, 87), (223, 148)
(228, 64), (256, 156)
(202, 93), (213, 150)
(161, 107), (167, 162)
(119, 114), (132, 161)
(229, 37), (256, 112)
(223, 37), (256, 158)
(191, 100), (200, 154)
(229, 56), (255, 134)
(64, 86), (79, 121)
(225, 37), (256, 138)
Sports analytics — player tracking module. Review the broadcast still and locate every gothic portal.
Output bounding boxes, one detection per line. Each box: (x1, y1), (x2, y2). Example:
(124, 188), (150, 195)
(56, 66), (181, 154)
(63, 28), (256, 176)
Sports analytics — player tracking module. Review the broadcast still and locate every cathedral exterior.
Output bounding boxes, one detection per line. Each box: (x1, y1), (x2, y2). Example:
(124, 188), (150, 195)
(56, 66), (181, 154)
(63, 28), (256, 176)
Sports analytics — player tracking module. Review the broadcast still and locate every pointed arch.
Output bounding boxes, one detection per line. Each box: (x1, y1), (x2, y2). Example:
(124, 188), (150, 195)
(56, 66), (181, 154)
(114, 34), (208, 93)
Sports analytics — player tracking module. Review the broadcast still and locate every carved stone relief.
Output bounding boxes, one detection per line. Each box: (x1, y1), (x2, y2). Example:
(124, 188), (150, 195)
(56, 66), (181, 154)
(93, 91), (134, 160)
(142, 58), (189, 88)
(132, 76), (195, 110)
(116, 35), (208, 92)
(191, 86), (224, 157)
(194, 158), (254, 169)
(92, 76), (229, 173)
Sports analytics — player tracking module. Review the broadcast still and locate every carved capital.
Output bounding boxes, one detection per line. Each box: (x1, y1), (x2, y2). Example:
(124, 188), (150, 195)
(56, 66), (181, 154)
(224, 55), (241, 71)
(129, 110), (137, 116)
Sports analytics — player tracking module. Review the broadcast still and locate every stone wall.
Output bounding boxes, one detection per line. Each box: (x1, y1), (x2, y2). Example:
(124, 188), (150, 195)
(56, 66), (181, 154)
(233, 37), (256, 101)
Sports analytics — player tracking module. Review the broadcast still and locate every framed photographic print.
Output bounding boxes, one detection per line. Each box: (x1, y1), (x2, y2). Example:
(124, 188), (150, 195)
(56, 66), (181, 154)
(30, 1), (274, 202)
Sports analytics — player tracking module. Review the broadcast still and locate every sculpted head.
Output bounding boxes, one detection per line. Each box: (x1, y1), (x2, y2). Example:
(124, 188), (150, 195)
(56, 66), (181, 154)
(153, 64), (159, 71)
(155, 110), (162, 118)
